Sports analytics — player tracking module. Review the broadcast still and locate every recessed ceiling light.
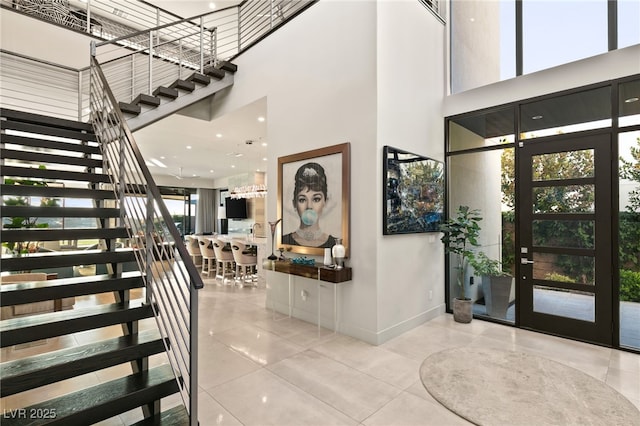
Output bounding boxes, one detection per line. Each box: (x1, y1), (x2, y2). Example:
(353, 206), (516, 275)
(235, 153), (244, 157)
(210, 169), (214, 173)
(532, 115), (543, 120)
(186, 145), (192, 149)
(208, 2), (216, 9)
(263, 157), (267, 161)
(192, 174), (197, 177)
(261, 142), (267, 147)
(624, 97), (639, 103)
(231, 165), (235, 168)
(160, 156), (165, 159)
(216, 133), (222, 138)
(257, 116), (265, 122)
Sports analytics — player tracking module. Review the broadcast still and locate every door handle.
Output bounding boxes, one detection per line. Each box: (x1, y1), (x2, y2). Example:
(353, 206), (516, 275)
(520, 258), (534, 265)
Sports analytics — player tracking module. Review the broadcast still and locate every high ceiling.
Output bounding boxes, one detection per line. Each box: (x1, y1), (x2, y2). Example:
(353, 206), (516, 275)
(134, 0), (266, 187)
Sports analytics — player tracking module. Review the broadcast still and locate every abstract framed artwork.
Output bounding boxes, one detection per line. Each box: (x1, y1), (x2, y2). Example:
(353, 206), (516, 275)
(277, 143), (350, 257)
(383, 145), (444, 235)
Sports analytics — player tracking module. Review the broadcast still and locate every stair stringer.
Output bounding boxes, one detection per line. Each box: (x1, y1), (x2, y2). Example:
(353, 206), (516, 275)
(126, 72), (235, 132)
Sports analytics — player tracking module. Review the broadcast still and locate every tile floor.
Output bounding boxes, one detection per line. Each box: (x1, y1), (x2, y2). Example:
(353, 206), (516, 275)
(2, 278), (639, 425)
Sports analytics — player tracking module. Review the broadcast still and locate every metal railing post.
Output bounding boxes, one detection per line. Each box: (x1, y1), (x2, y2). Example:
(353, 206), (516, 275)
(270, 0), (275, 29)
(237, 7), (242, 52)
(85, 0), (92, 34)
(211, 28), (217, 67)
(179, 39), (183, 80)
(189, 284), (199, 425)
(199, 17), (204, 74)
(77, 71), (83, 121)
(148, 30), (153, 95)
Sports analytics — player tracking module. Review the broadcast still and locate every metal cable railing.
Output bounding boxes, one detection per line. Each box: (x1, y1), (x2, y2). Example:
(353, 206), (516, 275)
(89, 55), (203, 425)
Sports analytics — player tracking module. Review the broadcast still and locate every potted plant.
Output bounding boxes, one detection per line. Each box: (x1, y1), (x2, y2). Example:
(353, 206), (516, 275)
(439, 205), (481, 323)
(470, 252), (515, 319)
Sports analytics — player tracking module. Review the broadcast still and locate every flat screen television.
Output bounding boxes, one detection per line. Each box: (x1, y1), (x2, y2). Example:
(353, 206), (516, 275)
(225, 197), (248, 219)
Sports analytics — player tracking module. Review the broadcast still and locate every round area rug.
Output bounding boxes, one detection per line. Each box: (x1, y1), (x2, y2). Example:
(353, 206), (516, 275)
(420, 347), (640, 426)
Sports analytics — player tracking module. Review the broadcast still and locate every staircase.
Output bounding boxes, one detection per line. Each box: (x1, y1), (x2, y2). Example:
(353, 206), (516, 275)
(0, 108), (196, 424)
(117, 61), (238, 132)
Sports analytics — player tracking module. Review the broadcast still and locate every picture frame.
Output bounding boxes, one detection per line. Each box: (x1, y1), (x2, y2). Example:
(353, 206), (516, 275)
(383, 145), (444, 235)
(277, 143), (350, 257)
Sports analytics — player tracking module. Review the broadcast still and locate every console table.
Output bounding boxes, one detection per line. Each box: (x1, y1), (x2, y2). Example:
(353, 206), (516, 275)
(263, 259), (352, 333)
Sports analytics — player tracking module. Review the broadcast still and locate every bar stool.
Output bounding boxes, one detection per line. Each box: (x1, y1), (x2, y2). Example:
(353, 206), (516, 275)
(231, 240), (258, 287)
(212, 238), (235, 284)
(197, 236), (216, 276)
(185, 235), (202, 269)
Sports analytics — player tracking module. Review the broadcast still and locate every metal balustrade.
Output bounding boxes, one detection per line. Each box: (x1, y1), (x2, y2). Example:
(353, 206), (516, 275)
(90, 55), (203, 424)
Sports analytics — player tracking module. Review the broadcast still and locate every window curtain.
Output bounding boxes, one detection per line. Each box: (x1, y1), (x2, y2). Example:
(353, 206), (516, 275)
(196, 188), (215, 234)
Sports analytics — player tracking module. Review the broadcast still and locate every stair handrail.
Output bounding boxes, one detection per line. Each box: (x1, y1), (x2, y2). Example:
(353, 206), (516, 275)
(89, 54), (202, 425)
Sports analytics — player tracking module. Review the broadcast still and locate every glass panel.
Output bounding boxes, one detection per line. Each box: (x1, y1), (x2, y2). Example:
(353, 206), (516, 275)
(449, 147), (516, 324)
(619, 79), (640, 128)
(523, 0), (607, 75)
(533, 185), (595, 213)
(533, 220), (594, 249)
(521, 87), (611, 139)
(533, 285), (595, 322)
(449, 107), (515, 152)
(532, 252), (595, 285)
(619, 131), (640, 349)
(532, 150), (594, 181)
(619, 1), (640, 49)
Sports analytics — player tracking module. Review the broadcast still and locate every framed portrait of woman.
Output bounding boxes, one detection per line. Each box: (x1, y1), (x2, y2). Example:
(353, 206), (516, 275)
(277, 142), (350, 257)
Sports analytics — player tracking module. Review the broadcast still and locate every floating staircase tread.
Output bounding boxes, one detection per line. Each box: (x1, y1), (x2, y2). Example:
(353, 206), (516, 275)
(119, 101), (142, 115)
(0, 165), (111, 183)
(0, 108), (93, 132)
(0, 299), (154, 347)
(0, 184), (116, 200)
(152, 86), (179, 99)
(0, 329), (165, 397)
(0, 120), (97, 142)
(1, 148), (103, 169)
(1, 249), (137, 273)
(1, 133), (101, 155)
(131, 404), (190, 425)
(187, 72), (211, 85)
(203, 65), (225, 80)
(169, 79), (196, 92)
(134, 94), (161, 107)
(7, 364), (179, 426)
(1, 227), (130, 243)
(0, 271), (144, 307)
(218, 61), (238, 73)
(1, 206), (121, 218)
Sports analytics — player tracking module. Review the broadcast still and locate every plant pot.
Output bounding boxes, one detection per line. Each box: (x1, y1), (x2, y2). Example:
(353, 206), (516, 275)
(481, 275), (515, 319)
(453, 298), (473, 323)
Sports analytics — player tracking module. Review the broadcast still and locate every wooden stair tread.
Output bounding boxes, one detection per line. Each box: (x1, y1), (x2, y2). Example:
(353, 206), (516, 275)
(1, 271), (144, 307)
(0, 108), (93, 132)
(203, 65), (225, 80)
(0, 300), (154, 347)
(119, 101), (142, 115)
(1, 133), (100, 155)
(8, 365), (179, 426)
(169, 79), (196, 92)
(218, 61), (238, 73)
(152, 86), (179, 99)
(1, 148), (103, 169)
(188, 72), (210, 85)
(133, 93), (161, 107)
(0, 120), (97, 142)
(1, 165), (111, 183)
(1, 227), (130, 243)
(0, 184), (116, 200)
(0, 329), (165, 397)
(131, 404), (190, 425)
(1, 205), (120, 218)
(1, 249), (137, 274)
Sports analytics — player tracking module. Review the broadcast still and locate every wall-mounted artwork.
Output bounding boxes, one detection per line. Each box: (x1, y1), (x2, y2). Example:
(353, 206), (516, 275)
(277, 143), (350, 256)
(383, 146), (444, 235)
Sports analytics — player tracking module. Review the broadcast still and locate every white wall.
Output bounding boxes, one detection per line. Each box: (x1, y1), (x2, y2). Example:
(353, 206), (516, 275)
(375, 1), (447, 341)
(210, 0), (446, 344)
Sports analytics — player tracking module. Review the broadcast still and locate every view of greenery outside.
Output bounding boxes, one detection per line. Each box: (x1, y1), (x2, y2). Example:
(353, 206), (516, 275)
(620, 135), (640, 304)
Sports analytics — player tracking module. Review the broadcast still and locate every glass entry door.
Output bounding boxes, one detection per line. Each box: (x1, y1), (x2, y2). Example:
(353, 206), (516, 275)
(518, 134), (612, 345)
